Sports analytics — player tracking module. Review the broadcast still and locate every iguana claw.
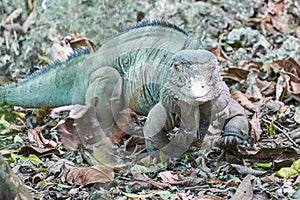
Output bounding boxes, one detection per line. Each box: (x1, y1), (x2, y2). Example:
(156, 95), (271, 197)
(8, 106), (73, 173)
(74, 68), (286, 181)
(215, 126), (250, 151)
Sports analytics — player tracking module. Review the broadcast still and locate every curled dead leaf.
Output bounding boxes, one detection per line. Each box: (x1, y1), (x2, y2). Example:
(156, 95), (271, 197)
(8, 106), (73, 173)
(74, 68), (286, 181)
(231, 164), (266, 176)
(250, 113), (262, 142)
(230, 88), (258, 112)
(221, 67), (250, 82)
(66, 165), (114, 185)
(27, 127), (58, 148)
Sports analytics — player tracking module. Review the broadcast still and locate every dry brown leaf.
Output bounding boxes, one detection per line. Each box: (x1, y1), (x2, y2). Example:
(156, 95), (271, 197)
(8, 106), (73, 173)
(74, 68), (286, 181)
(27, 127), (58, 148)
(231, 164), (266, 176)
(250, 113), (262, 142)
(59, 118), (83, 151)
(65, 33), (97, 52)
(271, 13), (290, 33)
(158, 171), (180, 184)
(18, 145), (60, 158)
(231, 174), (255, 200)
(246, 147), (298, 160)
(274, 58), (300, 100)
(230, 88), (257, 112)
(275, 74), (287, 101)
(66, 165), (114, 185)
(221, 67), (250, 82)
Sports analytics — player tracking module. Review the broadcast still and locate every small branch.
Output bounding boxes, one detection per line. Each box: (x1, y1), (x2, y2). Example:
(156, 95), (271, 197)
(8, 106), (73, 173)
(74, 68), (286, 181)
(261, 118), (299, 148)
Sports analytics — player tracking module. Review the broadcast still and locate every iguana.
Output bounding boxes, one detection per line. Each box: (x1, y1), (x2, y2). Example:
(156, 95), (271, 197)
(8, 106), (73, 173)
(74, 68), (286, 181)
(0, 20), (249, 157)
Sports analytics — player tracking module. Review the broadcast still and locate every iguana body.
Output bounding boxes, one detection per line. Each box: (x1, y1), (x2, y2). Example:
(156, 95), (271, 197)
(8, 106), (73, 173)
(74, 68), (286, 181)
(0, 20), (249, 157)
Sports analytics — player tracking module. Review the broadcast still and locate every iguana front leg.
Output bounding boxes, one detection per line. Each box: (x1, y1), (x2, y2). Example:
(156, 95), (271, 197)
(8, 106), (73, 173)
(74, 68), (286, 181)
(211, 85), (249, 150)
(144, 102), (170, 155)
(218, 98), (249, 151)
(85, 67), (124, 139)
(144, 101), (199, 157)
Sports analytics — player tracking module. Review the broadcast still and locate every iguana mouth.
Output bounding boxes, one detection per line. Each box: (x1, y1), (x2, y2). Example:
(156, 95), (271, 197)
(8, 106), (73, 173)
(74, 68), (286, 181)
(195, 96), (206, 101)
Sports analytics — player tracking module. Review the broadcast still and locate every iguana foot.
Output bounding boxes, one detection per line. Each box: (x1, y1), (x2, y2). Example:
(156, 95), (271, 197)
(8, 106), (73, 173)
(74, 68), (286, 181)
(215, 126), (250, 151)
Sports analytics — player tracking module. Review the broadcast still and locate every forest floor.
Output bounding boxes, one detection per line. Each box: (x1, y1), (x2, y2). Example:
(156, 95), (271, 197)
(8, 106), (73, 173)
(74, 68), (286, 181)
(0, 0), (300, 199)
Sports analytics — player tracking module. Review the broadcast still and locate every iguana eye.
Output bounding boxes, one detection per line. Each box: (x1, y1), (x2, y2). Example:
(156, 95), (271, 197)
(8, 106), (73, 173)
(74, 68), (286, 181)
(173, 61), (181, 71)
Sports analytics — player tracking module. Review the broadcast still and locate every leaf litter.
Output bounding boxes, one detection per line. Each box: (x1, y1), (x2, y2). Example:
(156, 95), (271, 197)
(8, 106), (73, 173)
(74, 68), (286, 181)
(0, 0), (300, 199)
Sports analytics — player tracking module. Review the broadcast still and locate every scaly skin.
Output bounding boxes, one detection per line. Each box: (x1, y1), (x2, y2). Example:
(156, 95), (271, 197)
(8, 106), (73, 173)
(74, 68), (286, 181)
(0, 20), (249, 157)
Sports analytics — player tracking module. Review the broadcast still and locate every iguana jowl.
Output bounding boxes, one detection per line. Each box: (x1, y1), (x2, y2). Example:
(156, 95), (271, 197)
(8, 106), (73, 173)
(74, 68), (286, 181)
(0, 20), (249, 157)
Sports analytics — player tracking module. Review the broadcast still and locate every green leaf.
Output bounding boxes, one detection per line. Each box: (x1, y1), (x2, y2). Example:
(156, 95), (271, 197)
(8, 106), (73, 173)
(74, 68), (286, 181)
(121, 191), (152, 198)
(275, 167), (298, 178)
(291, 159), (300, 172)
(131, 164), (154, 173)
(28, 154), (43, 165)
(225, 40), (243, 48)
(10, 153), (27, 162)
(56, 183), (73, 189)
(13, 135), (24, 144)
(268, 121), (276, 137)
(0, 119), (10, 129)
(156, 190), (178, 199)
(10, 153), (43, 165)
(38, 180), (47, 185)
(39, 167), (49, 172)
(254, 162), (272, 169)
(157, 151), (168, 169)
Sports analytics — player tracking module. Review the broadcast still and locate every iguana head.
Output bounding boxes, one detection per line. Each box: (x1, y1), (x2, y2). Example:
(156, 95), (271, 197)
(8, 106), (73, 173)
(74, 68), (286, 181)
(167, 49), (222, 105)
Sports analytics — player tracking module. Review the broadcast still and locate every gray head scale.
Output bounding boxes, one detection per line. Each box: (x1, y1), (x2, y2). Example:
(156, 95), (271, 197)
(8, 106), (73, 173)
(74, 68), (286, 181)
(168, 49), (221, 105)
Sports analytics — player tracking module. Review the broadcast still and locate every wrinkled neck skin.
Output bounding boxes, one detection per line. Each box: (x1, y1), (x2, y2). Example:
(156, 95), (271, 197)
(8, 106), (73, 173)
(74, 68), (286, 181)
(160, 77), (224, 140)
(160, 79), (223, 113)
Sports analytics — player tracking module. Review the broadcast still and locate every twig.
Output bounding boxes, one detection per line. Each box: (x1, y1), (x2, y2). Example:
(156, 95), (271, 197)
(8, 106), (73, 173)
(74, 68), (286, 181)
(261, 118), (299, 148)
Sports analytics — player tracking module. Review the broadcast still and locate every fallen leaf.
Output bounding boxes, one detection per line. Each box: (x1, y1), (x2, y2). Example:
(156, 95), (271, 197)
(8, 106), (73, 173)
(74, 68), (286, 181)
(247, 147), (298, 160)
(121, 191), (152, 198)
(291, 159), (300, 172)
(58, 102), (111, 151)
(93, 145), (124, 167)
(131, 164), (155, 174)
(159, 171), (180, 184)
(230, 88), (258, 112)
(231, 164), (267, 176)
(275, 167), (298, 178)
(250, 113), (263, 141)
(268, 120), (276, 138)
(66, 165), (114, 185)
(221, 67), (250, 82)
(18, 145), (60, 158)
(65, 33), (97, 52)
(245, 72), (263, 99)
(27, 127), (58, 148)
(231, 174), (255, 200)
(156, 190), (178, 199)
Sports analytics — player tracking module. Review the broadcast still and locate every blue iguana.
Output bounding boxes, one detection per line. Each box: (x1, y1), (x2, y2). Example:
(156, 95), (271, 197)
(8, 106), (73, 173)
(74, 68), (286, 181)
(0, 20), (249, 157)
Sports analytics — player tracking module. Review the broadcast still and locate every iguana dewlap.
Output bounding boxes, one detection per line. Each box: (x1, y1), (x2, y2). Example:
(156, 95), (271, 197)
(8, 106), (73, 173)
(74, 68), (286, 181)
(0, 20), (249, 157)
